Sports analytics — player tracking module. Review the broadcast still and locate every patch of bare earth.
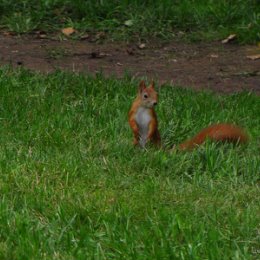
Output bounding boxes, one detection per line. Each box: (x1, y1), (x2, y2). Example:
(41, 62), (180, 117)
(0, 35), (259, 94)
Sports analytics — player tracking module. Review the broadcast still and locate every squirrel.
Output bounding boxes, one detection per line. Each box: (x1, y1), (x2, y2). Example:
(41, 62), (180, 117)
(128, 80), (161, 147)
(128, 80), (249, 150)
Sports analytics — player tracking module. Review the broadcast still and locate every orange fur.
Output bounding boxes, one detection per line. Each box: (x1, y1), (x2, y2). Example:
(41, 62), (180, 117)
(178, 123), (249, 151)
(128, 81), (161, 147)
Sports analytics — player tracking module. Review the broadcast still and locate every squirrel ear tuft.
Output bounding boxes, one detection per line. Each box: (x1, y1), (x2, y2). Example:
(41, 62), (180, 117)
(150, 81), (155, 89)
(138, 80), (146, 93)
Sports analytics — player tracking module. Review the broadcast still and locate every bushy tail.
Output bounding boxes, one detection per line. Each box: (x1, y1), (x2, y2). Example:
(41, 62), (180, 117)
(178, 123), (249, 151)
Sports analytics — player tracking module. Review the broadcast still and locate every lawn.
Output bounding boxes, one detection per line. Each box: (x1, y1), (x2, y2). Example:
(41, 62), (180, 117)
(0, 0), (259, 43)
(0, 68), (259, 259)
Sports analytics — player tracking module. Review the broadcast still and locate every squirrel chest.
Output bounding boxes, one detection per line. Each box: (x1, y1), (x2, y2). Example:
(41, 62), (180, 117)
(135, 107), (152, 142)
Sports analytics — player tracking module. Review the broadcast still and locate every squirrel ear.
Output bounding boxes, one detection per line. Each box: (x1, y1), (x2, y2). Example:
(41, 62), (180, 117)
(138, 80), (146, 93)
(150, 81), (155, 89)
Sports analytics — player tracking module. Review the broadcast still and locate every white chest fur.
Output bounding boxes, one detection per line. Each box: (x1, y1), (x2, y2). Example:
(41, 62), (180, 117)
(135, 107), (152, 147)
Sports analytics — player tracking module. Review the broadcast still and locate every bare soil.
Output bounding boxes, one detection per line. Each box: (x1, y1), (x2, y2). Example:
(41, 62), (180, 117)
(0, 35), (259, 94)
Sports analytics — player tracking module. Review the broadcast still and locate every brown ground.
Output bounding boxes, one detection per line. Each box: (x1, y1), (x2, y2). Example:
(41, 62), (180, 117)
(0, 34), (259, 94)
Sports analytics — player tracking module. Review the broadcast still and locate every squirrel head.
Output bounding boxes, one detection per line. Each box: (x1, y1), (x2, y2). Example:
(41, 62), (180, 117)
(138, 80), (158, 108)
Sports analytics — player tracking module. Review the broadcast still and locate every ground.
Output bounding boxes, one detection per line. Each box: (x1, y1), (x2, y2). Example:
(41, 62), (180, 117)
(0, 34), (259, 94)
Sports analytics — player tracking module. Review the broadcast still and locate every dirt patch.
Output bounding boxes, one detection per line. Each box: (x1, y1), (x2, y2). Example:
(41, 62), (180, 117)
(0, 35), (259, 94)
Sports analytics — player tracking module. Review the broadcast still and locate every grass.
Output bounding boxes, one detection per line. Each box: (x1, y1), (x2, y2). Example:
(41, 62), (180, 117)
(0, 67), (259, 259)
(0, 0), (259, 43)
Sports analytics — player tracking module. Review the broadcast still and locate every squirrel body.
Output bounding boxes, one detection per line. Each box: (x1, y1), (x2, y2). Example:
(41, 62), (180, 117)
(129, 81), (248, 150)
(128, 81), (161, 147)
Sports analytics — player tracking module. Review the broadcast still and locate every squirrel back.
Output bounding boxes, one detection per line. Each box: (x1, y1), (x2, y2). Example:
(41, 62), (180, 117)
(178, 123), (249, 150)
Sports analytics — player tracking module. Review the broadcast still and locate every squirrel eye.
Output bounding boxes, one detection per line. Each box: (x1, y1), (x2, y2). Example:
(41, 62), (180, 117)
(143, 94), (148, 99)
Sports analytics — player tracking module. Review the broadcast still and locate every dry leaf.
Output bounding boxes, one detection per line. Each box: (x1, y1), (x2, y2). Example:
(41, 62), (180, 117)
(95, 32), (106, 40)
(210, 54), (219, 58)
(80, 34), (89, 40)
(124, 20), (134, 27)
(61, 27), (75, 36)
(138, 43), (146, 49)
(222, 34), (236, 44)
(36, 33), (47, 39)
(246, 54), (260, 60)
(33, 30), (47, 39)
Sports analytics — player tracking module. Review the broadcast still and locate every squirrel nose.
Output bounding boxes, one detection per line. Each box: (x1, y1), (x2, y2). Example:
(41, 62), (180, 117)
(153, 102), (157, 106)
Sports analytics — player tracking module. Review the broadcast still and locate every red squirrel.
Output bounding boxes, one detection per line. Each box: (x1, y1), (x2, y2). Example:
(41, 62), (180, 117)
(128, 81), (249, 150)
(128, 80), (161, 147)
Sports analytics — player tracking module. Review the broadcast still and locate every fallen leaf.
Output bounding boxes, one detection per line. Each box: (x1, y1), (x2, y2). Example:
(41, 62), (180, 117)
(35, 33), (47, 39)
(210, 54), (219, 58)
(80, 33), (89, 40)
(222, 34), (236, 44)
(246, 54), (260, 60)
(116, 62), (123, 66)
(124, 20), (134, 27)
(61, 27), (75, 36)
(138, 43), (146, 49)
(95, 32), (106, 40)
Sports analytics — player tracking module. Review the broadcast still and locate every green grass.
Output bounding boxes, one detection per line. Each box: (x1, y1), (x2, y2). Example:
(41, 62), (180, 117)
(0, 67), (259, 259)
(0, 0), (259, 43)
